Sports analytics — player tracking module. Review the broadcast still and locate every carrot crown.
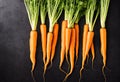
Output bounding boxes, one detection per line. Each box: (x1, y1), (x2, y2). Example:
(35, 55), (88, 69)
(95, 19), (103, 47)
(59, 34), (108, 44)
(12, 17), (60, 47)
(40, 0), (47, 24)
(65, 0), (86, 28)
(100, 0), (110, 28)
(47, 0), (64, 32)
(24, 0), (40, 30)
(85, 0), (99, 31)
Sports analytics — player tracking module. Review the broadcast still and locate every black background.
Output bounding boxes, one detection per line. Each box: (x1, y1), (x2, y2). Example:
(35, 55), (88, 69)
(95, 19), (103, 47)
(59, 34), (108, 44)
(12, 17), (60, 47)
(0, 0), (120, 82)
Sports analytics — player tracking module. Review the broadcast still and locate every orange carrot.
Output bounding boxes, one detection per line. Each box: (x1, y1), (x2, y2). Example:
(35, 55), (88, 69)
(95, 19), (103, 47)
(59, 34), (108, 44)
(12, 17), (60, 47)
(85, 31), (94, 56)
(59, 20), (67, 74)
(75, 23), (79, 62)
(80, 24), (89, 77)
(51, 23), (59, 64)
(66, 28), (72, 64)
(44, 32), (53, 74)
(40, 24), (47, 64)
(80, 31), (94, 78)
(91, 42), (95, 68)
(82, 24), (89, 57)
(80, 24), (88, 78)
(30, 30), (37, 72)
(63, 28), (75, 82)
(100, 28), (107, 80)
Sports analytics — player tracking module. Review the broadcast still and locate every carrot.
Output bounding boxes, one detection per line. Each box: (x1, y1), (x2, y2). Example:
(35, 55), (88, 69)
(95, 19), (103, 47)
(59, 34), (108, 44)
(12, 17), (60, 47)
(40, 0), (47, 65)
(59, 20), (67, 74)
(100, 29), (107, 63)
(80, 0), (99, 79)
(82, 24), (89, 62)
(100, 28), (107, 81)
(75, 23), (79, 62)
(80, 24), (88, 77)
(65, 28), (72, 64)
(30, 31), (37, 72)
(40, 24), (47, 64)
(91, 42), (95, 68)
(44, 33), (53, 74)
(24, 0), (39, 81)
(63, 28), (75, 82)
(51, 23), (59, 65)
(100, 0), (110, 81)
(44, 0), (63, 76)
(85, 32), (94, 57)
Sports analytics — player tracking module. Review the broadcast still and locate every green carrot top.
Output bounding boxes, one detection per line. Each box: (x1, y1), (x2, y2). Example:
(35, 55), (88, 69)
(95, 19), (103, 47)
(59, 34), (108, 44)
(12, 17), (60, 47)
(75, 0), (87, 24)
(40, 0), (47, 24)
(100, 0), (110, 28)
(24, 0), (40, 30)
(85, 0), (99, 31)
(65, 0), (86, 28)
(47, 0), (64, 32)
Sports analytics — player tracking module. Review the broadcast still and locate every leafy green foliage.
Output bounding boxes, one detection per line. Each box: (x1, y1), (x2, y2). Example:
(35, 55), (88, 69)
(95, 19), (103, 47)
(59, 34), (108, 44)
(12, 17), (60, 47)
(24, 0), (40, 30)
(47, 0), (64, 32)
(65, 0), (87, 28)
(40, 0), (47, 24)
(100, 0), (110, 27)
(85, 0), (99, 31)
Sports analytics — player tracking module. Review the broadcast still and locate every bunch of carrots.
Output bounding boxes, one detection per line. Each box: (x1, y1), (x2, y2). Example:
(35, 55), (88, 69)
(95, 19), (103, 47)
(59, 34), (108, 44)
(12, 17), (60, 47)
(24, 0), (110, 81)
(43, 0), (64, 76)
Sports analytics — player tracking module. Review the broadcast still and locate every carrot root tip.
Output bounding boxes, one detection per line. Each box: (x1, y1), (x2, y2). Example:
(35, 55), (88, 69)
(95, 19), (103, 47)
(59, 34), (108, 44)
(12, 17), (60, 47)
(48, 62), (52, 69)
(65, 53), (70, 67)
(31, 63), (35, 72)
(80, 67), (84, 79)
(43, 72), (46, 82)
(59, 66), (67, 74)
(63, 73), (70, 82)
(44, 64), (47, 75)
(92, 58), (95, 70)
(31, 71), (36, 82)
(75, 55), (78, 64)
(102, 66), (106, 82)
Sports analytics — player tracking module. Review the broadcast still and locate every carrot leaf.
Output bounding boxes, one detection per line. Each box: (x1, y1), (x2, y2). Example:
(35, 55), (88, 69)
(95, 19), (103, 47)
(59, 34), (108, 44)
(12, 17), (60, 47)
(85, 0), (99, 31)
(100, 0), (110, 27)
(65, 0), (86, 28)
(24, 0), (40, 30)
(47, 0), (64, 32)
(40, 0), (47, 24)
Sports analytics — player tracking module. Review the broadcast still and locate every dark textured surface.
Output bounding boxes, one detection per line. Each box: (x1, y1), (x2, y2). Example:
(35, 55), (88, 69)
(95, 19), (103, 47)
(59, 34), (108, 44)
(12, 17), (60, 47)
(0, 0), (120, 82)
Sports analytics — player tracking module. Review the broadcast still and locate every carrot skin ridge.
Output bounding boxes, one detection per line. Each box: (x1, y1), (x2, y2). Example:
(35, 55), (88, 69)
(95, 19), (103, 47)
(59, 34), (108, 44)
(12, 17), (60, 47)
(40, 24), (47, 65)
